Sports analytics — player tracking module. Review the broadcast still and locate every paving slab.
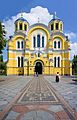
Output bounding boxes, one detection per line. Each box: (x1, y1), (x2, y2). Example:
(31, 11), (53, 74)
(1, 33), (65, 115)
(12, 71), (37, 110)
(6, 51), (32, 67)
(0, 75), (77, 120)
(0, 76), (32, 112)
(48, 105), (64, 113)
(5, 111), (20, 120)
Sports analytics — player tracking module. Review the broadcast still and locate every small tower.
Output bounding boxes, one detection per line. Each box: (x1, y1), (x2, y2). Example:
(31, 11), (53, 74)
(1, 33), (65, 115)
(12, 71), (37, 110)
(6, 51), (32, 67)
(48, 12), (63, 32)
(14, 13), (29, 32)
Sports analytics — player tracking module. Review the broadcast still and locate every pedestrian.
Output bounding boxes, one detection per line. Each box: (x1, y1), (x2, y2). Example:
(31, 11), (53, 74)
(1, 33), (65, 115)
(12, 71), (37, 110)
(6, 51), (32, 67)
(36, 71), (38, 77)
(56, 72), (60, 82)
(35, 66), (38, 77)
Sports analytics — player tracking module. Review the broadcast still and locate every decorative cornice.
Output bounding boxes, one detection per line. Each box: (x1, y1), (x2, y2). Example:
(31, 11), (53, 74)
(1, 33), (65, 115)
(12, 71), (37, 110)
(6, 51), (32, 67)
(48, 48), (70, 52)
(62, 58), (70, 60)
(14, 31), (27, 37)
(8, 49), (25, 53)
(8, 31), (27, 41)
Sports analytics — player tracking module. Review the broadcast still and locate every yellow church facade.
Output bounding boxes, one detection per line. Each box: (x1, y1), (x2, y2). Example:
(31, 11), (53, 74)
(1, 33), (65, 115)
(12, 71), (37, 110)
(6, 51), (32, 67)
(7, 15), (72, 76)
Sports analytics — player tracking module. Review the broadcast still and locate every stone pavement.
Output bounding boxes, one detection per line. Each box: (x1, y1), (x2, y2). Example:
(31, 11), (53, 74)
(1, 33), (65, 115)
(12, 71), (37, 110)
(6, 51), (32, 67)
(45, 76), (77, 112)
(0, 75), (77, 120)
(0, 76), (32, 112)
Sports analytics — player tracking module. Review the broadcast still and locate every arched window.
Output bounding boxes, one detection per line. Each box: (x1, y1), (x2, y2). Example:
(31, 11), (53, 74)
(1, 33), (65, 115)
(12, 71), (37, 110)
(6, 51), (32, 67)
(54, 41), (56, 48)
(38, 53), (40, 57)
(58, 41), (60, 48)
(20, 23), (22, 30)
(42, 36), (44, 47)
(51, 24), (53, 30)
(21, 57), (24, 67)
(54, 57), (56, 67)
(58, 57), (60, 67)
(17, 41), (20, 49)
(18, 57), (20, 67)
(37, 34), (40, 47)
(56, 23), (59, 30)
(21, 41), (24, 49)
(54, 57), (60, 68)
(33, 36), (36, 48)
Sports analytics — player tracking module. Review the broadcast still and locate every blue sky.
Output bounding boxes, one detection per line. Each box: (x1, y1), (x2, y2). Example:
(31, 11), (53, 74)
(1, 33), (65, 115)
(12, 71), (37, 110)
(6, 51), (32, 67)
(0, 0), (77, 61)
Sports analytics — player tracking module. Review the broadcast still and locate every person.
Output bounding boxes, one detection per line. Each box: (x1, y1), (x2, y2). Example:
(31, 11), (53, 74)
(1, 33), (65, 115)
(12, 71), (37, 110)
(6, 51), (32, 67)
(35, 66), (38, 77)
(36, 71), (38, 77)
(56, 72), (60, 82)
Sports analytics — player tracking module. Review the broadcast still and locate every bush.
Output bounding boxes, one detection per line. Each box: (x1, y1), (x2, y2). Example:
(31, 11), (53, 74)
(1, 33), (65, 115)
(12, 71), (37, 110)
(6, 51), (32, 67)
(0, 62), (6, 75)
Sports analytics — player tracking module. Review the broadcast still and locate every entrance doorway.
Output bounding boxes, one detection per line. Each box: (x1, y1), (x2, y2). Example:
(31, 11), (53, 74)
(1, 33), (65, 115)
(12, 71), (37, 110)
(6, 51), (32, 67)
(35, 62), (42, 74)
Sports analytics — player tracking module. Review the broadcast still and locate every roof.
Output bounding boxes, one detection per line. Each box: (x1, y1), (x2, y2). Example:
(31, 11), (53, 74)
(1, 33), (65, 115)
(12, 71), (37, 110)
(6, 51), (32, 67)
(51, 31), (67, 40)
(49, 18), (62, 24)
(49, 12), (63, 24)
(29, 23), (51, 33)
(15, 17), (28, 23)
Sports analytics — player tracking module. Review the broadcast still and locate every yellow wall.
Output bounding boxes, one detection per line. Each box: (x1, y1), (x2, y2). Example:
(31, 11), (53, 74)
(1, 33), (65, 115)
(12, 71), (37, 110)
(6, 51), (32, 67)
(7, 21), (72, 76)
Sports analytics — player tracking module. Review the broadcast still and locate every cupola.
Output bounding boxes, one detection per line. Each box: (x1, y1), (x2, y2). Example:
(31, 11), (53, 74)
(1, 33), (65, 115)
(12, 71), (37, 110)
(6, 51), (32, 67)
(48, 12), (63, 32)
(14, 13), (29, 32)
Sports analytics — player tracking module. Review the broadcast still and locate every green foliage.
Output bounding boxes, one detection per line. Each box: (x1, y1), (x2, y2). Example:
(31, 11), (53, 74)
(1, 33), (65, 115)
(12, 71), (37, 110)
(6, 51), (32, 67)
(0, 21), (6, 54)
(0, 62), (6, 70)
(0, 55), (3, 62)
(0, 21), (7, 75)
(72, 55), (77, 75)
(0, 61), (6, 75)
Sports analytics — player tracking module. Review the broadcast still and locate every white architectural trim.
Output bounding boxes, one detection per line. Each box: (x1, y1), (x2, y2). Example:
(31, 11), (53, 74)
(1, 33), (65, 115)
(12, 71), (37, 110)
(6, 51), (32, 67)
(48, 49), (70, 53)
(35, 60), (43, 66)
(9, 50), (24, 53)
(62, 58), (70, 60)
(9, 58), (17, 60)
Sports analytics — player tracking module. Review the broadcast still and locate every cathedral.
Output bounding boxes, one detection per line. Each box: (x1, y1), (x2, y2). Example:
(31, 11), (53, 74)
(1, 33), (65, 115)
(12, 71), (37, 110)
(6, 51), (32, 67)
(7, 13), (72, 75)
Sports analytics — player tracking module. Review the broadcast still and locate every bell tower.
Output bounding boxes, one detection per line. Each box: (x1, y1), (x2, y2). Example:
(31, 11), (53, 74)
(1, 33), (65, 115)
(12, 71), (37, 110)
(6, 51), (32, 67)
(14, 13), (29, 33)
(48, 12), (63, 32)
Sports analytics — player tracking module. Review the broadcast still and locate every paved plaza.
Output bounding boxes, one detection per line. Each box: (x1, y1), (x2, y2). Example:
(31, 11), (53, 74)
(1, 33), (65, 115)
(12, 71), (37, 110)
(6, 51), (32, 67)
(0, 75), (77, 120)
(45, 76), (77, 112)
(0, 76), (32, 112)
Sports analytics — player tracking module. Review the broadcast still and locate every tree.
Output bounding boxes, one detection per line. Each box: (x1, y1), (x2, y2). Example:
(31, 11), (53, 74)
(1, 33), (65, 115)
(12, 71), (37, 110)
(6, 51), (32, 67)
(72, 55), (77, 75)
(0, 22), (6, 54)
(0, 21), (6, 74)
(0, 55), (3, 62)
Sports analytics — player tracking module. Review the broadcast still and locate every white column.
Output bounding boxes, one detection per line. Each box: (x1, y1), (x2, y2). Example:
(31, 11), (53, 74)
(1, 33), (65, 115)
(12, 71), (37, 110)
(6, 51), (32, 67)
(41, 34), (42, 48)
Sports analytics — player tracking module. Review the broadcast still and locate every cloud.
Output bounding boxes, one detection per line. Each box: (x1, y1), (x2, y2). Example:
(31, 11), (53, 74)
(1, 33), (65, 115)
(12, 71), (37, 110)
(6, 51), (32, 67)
(3, 6), (77, 61)
(65, 32), (77, 59)
(65, 32), (77, 39)
(70, 42), (77, 59)
(3, 6), (53, 38)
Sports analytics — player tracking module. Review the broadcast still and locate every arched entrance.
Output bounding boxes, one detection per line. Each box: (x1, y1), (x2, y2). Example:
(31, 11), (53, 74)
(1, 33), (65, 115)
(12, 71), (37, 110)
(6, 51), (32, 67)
(35, 62), (42, 74)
